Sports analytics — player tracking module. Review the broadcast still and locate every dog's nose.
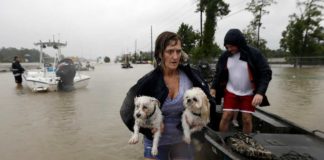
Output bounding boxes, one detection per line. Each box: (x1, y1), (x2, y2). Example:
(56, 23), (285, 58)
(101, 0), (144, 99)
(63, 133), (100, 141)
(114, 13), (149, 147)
(136, 113), (141, 118)
(187, 99), (192, 103)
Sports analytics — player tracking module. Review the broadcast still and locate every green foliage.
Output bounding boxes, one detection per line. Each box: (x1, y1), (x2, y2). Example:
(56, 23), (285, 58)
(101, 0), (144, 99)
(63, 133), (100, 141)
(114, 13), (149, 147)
(116, 51), (153, 63)
(131, 51), (152, 62)
(245, 0), (276, 24)
(244, 0), (276, 51)
(243, 27), (268, 55)
(191, 44), (221, 64)
(266, 49), (288, 58)
(104, 56), (110, 63)
(0, 47), (45, 62)
(139, 51), (152, 61)
(177, 23), (200, 55)
(280, 0), (324, 57)
(196, 0), (229, 60)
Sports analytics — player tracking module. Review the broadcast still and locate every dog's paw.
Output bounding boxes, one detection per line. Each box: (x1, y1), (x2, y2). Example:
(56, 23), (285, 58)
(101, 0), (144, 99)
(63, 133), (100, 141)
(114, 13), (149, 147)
(192, 139), (203, 152)
(128, 135), (139, 144)
(151, 147), (158, 156)
(183, 136), (191, 144)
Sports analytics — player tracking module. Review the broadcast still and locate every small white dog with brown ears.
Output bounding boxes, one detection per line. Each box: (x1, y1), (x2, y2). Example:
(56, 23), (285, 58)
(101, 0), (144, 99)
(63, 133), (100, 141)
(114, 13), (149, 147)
(128, 96), (163, 156)
(182, 87), (210, 144)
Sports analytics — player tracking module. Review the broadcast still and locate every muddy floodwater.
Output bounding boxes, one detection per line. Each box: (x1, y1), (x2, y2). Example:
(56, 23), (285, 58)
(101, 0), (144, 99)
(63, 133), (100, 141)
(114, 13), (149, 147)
(0, 63), (323, 160)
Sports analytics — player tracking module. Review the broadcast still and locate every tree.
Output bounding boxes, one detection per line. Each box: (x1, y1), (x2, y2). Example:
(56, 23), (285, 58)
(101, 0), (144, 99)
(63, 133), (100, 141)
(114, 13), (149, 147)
(244, 0), (276, 51)
(177, 23), (200, 55)
(0, 47), (47, 62)
(104, 56), (110, 63)
(243, 26), (268, 54)
(196, 0), (230, 61)
(280, 0), (324, 60)
(138, 51), (151, 61)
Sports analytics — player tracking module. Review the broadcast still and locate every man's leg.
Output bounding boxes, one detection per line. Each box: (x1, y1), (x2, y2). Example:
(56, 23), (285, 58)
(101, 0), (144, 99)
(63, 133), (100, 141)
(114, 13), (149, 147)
(241, 112), (252, 134)
(219, 111), (234, 132)
(232, 111), (239, 127)
(15, 76), (23, 88)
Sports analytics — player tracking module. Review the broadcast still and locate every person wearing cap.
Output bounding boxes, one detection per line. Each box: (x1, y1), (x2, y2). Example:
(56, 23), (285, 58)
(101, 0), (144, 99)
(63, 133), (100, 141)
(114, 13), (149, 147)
(210, 28), (272, 134)
(120, 31), (216, 159)
(11, 56), (25, 87)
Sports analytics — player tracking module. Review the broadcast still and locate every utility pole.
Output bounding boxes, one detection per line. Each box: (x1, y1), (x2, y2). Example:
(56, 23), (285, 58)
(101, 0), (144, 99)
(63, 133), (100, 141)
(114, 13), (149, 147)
(257, 6), (262, 48)
(200, 2), (203, 47)
(257, 0), (264, 48)
(134, 40), (137, 61)
(150, 25), (153, 61)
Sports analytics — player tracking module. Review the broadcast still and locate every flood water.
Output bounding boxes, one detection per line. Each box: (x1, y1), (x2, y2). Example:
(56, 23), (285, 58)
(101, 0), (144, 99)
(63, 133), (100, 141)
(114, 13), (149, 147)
(264, 65), (324, 132)
(0, 63), (323, 160)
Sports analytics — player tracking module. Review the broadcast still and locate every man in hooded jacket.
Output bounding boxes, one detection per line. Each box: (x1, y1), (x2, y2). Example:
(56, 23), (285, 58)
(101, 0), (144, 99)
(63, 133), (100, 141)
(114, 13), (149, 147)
(210, 29), (272, 134)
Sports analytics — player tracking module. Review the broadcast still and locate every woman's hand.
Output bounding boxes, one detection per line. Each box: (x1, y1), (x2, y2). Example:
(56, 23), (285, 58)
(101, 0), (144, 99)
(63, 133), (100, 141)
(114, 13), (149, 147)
(151, 123), (164, 134)
(210, 89), (216, 97)
(252, 94), (263, 107)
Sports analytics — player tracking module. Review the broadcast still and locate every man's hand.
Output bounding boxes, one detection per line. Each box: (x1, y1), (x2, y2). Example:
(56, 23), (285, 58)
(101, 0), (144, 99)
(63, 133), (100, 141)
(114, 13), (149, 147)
(210, 89), (216, 97)
(252, 94), (263, 107)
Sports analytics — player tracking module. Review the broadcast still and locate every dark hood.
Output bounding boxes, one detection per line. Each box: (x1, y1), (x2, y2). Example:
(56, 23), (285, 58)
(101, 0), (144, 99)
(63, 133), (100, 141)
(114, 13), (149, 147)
(224, 29), (247, 48)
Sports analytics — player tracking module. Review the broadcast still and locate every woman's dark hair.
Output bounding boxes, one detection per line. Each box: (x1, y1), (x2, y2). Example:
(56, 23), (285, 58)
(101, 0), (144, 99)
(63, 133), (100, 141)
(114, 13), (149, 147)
(154, 31), (181, 64)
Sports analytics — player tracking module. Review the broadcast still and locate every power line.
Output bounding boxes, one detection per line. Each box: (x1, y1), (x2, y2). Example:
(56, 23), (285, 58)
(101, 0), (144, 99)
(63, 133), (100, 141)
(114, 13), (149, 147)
(231, 0), (248, 8)
(218, 8), (246, 21)
(136, 2), (248, 52)
(138, 8), (247, 52)
(129, 1), (198, 52)
(156, 3), (197, 31)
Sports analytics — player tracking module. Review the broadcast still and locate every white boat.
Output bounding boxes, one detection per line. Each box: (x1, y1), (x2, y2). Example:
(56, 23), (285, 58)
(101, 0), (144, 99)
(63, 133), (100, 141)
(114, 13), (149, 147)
(23, 40), (90, 92)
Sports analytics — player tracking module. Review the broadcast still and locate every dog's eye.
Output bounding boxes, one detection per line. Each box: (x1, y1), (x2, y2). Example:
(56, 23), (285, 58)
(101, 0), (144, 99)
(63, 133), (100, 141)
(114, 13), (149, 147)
(193, 97), (198, 102)
(135, 105), (139, 109)
(143, 106), (147, 110)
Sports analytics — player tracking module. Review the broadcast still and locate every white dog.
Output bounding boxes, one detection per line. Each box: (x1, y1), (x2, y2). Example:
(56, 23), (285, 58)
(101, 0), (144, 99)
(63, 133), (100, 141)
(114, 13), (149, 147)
(128, 96), (163, 156)
(182, 87), (210, 144)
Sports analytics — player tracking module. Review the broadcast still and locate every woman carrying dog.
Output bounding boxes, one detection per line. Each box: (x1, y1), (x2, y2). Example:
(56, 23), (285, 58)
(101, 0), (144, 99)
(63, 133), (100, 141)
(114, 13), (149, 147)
(120, 31), (216, 160)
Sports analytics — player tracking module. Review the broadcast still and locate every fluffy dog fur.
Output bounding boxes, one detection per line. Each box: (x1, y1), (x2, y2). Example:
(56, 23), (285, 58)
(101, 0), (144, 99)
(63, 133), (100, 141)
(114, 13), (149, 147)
(182, 87), (210, 144)
(128, 96), (162, 156)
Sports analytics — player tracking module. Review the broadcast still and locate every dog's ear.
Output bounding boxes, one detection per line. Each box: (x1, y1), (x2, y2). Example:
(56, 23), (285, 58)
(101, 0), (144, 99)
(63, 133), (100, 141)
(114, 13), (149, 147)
(150, 97), (160, 108)
(134, 96), (138, 103)
(201, 95), (210, 123)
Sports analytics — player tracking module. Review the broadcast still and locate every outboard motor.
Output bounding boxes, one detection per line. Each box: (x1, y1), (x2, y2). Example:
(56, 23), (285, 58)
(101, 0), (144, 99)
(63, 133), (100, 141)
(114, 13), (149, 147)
(197, 61), (213, 83)
(56, 58), (76, 91)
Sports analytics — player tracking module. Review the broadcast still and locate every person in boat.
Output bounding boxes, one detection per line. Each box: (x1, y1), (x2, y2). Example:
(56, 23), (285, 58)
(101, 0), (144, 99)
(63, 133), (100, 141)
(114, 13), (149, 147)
(11, 56), (25, 87)
(120, 31), (216, 160)
(210, 28), (272, 134)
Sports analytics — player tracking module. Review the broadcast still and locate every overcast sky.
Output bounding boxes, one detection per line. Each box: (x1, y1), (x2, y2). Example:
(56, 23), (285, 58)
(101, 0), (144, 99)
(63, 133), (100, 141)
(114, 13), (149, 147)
(0, 0), (315, 59)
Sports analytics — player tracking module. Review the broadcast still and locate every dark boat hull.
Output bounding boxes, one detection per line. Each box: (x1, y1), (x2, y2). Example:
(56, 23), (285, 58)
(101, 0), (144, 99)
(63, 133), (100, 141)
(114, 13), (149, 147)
(201, 108), (324, 160)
